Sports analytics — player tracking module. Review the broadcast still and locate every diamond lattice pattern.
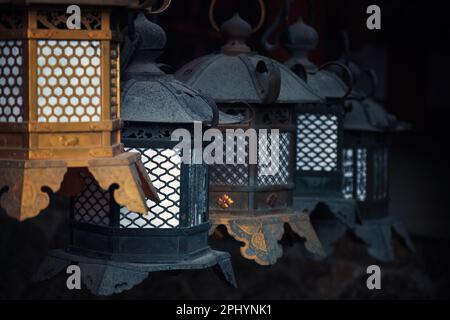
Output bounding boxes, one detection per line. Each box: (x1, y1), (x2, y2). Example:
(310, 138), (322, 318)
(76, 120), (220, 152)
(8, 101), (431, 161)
(73, 173), (111, 226)
(209, 135), (249, 186)
(257, 132), (290, 186)
(120, 148), (181, 229)
(296, 113), (338, 172)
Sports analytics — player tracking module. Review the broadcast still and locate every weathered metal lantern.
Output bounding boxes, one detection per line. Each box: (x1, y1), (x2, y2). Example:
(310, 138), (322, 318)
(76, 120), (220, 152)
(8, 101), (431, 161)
(279, 18), (356, 223)
(342, 77), (415, 261)
(176, 1), (324, 266)
(267, 4), (413, 259)
(35, 12), (238, 295)
(260, 1), (357, 255)
(343, 97), (397, 219)
(0, 0), (160, 221)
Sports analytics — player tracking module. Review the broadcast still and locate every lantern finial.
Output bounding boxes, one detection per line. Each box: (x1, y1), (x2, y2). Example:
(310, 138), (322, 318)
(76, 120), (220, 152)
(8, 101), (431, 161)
(284, 17), (319, 71)
(134, 12), (167, 57)
(220, 13), (252, 55)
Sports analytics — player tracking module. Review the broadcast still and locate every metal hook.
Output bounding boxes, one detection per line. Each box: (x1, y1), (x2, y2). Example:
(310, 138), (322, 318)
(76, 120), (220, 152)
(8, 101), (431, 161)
(347, 68), (378, 101)
(261, 0), (292, 52)
(209, 0), (266, 33)
(317, 61), (354, 99)
(130, 0), (172, 14)
(146, 0), (172, 14)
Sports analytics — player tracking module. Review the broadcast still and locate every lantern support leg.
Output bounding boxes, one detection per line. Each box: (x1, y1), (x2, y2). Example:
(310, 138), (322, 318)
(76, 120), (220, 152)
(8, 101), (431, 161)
(0, 160), (68, 221)
(353, 216), (415, 262)
(87, 152), (159, 215)
(0, 153), (158, 221)
(294, 197), (415, 261)
(210, 212), (325, 266)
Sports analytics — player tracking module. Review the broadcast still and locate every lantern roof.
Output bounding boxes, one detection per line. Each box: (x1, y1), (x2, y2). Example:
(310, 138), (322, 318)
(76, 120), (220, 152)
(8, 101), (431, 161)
(344, 98), (404, 132)
(121, 13), (240, 126)
(283, 18), (349, 100)
(175, 13), (322, 105)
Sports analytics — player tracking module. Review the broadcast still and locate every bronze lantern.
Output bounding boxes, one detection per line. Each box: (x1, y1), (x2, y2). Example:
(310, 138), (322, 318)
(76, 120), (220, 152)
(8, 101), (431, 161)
(175, 1), (324, 266)
(0, 0), (160, 221)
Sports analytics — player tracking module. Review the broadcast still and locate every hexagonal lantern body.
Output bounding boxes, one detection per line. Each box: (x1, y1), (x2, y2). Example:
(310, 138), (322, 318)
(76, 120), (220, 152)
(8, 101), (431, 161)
(34, 13), (237, 296)
(343, 97), (399, 221)
(176, 14), (325, 266)
(326, 55), (415, 261)
(0, 1), (158, 221)
(283, 18), (353, 215)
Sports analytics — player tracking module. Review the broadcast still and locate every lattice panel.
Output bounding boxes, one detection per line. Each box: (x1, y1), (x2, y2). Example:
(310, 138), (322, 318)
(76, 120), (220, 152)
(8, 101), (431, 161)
(356, 148), (367, 201)
(73, 173), (110, 226)
(209, 135), (249, 186)
(0, 40), (24, 123)
(120, 147), (181, 229)
(37, 40), (101, 123)
(257, 132), (290, 186)
(373, 148), (388, 200)
(342, 148), (354, 199)
(188, 164), (208, 227)
(296, 113), (339, 172)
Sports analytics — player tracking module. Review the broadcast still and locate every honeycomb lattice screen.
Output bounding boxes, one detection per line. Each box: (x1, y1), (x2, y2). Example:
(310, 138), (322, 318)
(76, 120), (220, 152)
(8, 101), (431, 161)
(73, 172), (111, 227)
(0, 40), (24, 123)
(37, 40), (101, 123)
(257, 132), (290, 186)
(296, 113), (339, 172)
(120, 147), (181, 229)
(209, 135), (249, 186)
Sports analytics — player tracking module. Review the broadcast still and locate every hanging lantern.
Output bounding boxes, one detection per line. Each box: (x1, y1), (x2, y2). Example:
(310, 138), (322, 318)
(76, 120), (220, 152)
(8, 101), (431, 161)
(34, 12), (239, 295)
(175, 0), (324, 266)
(0, 1), (163, 221)
(275, 17), (360, 256)
(264, 0), (413, 259)
(341, 63), (415, 261)
(280, 18), (358, 224)
(258, 0), (358, 256)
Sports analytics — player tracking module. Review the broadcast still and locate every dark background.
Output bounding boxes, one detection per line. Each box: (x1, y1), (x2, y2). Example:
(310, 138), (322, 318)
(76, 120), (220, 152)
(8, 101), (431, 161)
(0, 0), (449, 299)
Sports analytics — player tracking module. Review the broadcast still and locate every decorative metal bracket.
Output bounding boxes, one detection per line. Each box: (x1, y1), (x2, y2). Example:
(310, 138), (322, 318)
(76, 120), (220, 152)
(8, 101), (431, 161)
(210, 212), (325, 266)
(0, 152), (158, 221)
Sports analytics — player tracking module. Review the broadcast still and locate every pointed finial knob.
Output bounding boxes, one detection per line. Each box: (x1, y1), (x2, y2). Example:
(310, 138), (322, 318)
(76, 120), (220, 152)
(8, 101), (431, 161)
(220, 13), (252, 54)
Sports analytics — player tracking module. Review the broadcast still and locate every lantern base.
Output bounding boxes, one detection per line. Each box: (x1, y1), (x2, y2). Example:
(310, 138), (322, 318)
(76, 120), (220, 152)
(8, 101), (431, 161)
(69, 223), (219, 264)
(209, 212), (325, 266)
(0, 152), (157, 221)
(294, 196), (415, 261)
(34, 248), (236, 296)
(353, 216), (415, 262)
